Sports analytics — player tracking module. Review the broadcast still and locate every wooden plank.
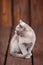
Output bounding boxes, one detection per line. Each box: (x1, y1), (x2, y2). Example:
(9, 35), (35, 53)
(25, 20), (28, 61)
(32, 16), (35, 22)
(0, 0), (2, 26)
(0, 27), (11, 65)
(6, 0), (32, 65)
(31, 0), (43, 65)
(19, 0), (29, 24)
(33, 54), (43, 65)
(1, 0), (12, 27)
(14, 0), (30, 27)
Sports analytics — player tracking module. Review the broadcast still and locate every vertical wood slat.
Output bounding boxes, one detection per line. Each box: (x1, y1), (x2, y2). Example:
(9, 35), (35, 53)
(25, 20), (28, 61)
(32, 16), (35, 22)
(2, 0), (7, 27)
(14, 0), (30, 27)
(6, 0), (32, 65)
(19, 0), (29, 24)
(31, 0), (43, 65)
(0, 0), (12, 65)
(0, 0), (2, 26)
(1, 0), (12, 27)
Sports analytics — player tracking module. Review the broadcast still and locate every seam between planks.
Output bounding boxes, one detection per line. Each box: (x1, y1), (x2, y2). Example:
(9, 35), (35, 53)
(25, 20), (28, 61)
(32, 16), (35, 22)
(29, 0), (34, 65)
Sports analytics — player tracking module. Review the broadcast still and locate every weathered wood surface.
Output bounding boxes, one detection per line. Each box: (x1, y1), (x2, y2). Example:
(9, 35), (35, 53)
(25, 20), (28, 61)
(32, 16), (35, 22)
(0, 27), (11, 65)
(14, 0), (29, 27)
(0, 0), (43, 65)
(31, 0), (43, 65)
(0, 0), (12, 27)
(0, 0), (11, 65)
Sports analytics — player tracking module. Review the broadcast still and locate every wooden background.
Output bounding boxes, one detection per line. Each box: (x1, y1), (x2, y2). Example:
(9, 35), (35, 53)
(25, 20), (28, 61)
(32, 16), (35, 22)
(0, 0), (43, 65)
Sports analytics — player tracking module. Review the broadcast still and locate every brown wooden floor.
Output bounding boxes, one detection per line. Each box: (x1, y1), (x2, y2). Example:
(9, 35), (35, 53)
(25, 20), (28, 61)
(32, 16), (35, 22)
(0, 0), (43, 65)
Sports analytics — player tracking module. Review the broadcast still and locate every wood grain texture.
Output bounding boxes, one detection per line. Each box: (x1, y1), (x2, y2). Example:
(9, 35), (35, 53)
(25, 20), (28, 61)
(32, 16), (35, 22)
(19, 0), (29, 24)
(0, 0), (12, 27)
(14, 0), (30, 27)
(0, 27), (11, 65)
(31, 0), (43, 65)
(6, 0), (32, 65)
(0, 0), (43, 65)
(0, 0), (2, 26)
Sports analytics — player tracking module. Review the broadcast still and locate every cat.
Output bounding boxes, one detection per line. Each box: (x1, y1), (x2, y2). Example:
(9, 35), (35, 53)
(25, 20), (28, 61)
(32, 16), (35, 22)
(10, 20), (36, 58)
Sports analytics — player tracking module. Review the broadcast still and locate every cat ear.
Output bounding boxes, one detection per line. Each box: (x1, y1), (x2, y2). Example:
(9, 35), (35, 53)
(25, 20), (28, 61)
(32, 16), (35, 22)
(19, 19), (22, 23)
(19, 20), (25, 26)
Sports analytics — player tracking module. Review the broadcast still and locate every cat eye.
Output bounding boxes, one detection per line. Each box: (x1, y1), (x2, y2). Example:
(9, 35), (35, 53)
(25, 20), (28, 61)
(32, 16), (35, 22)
(19, 24), (23, 28)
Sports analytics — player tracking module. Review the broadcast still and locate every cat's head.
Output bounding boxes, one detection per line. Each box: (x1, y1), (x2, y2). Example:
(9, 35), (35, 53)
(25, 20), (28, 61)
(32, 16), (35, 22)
(15, 20), (27, 36)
